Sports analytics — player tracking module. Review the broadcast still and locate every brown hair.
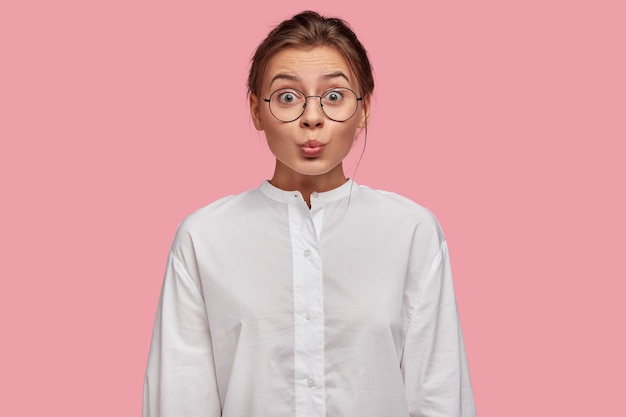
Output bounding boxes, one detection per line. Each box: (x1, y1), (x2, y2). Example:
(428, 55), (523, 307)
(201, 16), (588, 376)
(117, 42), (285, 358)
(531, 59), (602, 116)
(247, 11), (374, 98)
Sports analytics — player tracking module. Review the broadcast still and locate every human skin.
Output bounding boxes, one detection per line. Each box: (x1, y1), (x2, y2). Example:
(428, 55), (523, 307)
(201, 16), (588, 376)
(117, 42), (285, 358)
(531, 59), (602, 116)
(249, 46), (371, 205)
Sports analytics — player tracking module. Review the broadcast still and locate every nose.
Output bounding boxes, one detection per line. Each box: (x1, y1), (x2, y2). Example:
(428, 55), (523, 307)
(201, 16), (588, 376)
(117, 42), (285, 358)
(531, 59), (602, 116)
(299, 97), (324, 128)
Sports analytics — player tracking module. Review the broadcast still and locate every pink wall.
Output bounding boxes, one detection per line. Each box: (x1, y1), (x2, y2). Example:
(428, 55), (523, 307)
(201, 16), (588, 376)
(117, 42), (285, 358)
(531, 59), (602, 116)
(1, 1), (624, 415)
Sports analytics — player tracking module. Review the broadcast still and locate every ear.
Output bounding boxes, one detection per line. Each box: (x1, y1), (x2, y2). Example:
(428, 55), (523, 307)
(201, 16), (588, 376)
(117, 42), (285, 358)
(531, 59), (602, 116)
(357, 94), (371, 129)
(249, 93), (264, 131)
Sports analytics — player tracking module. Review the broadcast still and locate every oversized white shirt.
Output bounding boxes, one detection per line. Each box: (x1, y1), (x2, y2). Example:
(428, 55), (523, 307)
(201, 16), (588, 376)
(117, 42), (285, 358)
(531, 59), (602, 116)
(143, 180), (476, 417)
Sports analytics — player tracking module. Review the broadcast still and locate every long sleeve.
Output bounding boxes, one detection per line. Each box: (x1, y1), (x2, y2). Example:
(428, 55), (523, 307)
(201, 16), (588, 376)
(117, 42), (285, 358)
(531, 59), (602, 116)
(143, 250), (221, 417)
(142, 182), (477, 416)
(401, 240), (476, 417)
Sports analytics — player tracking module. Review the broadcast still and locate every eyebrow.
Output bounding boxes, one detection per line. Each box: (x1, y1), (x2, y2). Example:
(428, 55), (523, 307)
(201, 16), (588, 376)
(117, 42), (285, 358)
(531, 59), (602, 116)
(269, 74), (300, 88)
(321, 72), (351, 83)
(268, 72), (351, 89)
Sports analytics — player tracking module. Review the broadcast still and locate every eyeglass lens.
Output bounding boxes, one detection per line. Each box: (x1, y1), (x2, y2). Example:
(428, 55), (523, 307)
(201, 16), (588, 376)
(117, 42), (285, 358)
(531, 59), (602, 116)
(268, 88), (359, 122)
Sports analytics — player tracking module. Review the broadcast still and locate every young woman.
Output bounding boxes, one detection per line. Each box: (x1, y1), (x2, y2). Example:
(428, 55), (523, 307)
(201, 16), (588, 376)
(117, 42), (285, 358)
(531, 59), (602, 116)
(143, 11), (476, 417)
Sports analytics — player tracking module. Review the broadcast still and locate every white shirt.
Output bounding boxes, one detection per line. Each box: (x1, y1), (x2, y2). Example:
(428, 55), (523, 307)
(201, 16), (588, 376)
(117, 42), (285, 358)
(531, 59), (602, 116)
(143, 180), (476, 417)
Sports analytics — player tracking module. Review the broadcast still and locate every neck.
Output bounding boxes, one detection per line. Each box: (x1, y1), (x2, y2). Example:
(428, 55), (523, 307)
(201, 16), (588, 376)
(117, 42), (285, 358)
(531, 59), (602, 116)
(270, 161), (347, 207)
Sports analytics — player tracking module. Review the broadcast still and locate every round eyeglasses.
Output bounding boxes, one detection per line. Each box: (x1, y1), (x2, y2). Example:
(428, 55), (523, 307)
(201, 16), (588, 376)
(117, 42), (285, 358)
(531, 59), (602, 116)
(262, 87), (363, 123)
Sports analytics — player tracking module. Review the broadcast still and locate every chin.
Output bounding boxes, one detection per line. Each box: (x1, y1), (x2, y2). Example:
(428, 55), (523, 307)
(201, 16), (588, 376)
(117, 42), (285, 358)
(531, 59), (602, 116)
(294, 162), (339, 177)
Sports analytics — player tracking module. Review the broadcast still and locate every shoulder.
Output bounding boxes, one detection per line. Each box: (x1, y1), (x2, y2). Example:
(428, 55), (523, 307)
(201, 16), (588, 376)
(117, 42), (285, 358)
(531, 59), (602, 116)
(170, 187), (261, 253)
(356, 185), (442, 227)
(179, 187), (263, 229)
(355, 184), (446, 244)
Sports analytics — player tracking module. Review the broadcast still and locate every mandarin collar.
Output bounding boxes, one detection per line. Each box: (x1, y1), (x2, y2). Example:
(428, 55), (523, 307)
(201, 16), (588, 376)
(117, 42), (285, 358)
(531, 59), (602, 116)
(259, 179), (357, 204)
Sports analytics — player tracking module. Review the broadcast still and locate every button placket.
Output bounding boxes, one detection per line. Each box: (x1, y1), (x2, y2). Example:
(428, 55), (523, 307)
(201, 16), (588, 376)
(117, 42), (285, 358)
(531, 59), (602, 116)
(288, 201), (325, 416)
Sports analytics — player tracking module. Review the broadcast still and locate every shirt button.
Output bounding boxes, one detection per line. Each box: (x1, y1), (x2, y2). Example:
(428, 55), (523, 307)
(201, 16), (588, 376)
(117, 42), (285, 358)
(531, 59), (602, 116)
(305, 310), (313, 320)
(311, 192), (319, 198)
(303, 249), (311, 257)
(307, 378), (315, 388)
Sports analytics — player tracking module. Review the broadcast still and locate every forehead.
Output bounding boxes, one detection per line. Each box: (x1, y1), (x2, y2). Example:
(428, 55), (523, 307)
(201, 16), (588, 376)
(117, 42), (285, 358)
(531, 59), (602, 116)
(263, 46), (355, 90)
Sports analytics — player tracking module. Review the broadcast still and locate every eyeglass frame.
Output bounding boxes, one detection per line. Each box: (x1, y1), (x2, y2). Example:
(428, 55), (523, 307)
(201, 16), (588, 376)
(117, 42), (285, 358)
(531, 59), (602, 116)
(262, 87), (363, 123)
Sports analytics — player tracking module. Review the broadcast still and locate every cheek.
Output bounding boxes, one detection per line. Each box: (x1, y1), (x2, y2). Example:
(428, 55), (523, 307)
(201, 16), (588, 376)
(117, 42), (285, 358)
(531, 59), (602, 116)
(263, 121), (288, 140)
(262, 122), (296, 153)
(335, 121), (361, 144)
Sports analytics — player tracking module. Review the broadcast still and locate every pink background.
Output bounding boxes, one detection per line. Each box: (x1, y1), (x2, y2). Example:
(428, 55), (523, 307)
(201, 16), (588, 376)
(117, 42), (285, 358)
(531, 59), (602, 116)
(1, 0), (624, 415)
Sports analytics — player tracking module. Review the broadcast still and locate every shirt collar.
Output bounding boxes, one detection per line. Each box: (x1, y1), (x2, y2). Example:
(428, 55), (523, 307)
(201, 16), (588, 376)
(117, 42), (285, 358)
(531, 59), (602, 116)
(259, 179), (357, 204)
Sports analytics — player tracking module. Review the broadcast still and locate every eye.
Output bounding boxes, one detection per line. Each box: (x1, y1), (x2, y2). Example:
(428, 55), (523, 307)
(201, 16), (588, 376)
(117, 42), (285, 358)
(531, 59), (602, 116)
(279, 92), (295, 103)
(323, 89), (345, 103)
(275, 89), (302, 105)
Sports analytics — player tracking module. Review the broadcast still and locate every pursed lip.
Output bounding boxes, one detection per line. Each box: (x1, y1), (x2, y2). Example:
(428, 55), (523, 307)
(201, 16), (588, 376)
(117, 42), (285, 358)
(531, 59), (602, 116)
(300, 139), (325, 148)
(300, 139), (326, 157)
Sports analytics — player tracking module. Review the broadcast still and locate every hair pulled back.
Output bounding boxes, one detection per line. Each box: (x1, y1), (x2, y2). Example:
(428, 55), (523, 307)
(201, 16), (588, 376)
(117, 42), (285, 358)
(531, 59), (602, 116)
(248, 11), (374, 99)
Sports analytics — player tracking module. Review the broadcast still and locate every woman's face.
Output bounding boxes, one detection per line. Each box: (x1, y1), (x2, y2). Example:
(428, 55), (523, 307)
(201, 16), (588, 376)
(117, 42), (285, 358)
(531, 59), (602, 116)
(250, 46), (370, 182)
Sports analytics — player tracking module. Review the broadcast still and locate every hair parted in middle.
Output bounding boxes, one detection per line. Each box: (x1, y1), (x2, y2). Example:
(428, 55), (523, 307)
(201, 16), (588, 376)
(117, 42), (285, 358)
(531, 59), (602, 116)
(247, 11), (374, 100)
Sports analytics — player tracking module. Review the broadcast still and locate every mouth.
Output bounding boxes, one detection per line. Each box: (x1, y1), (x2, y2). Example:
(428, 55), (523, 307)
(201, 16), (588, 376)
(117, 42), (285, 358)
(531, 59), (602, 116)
(300, 140), (325, 157)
